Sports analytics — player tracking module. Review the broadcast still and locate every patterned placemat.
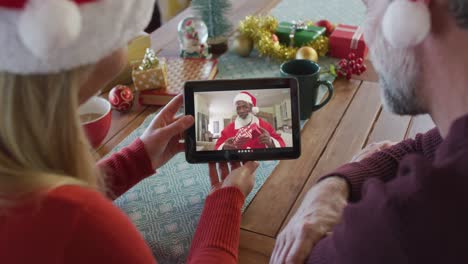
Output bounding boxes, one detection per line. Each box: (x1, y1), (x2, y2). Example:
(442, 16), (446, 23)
(114, 1), (365, 263)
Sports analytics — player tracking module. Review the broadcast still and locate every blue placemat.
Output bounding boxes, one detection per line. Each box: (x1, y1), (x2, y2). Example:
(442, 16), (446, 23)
(114, 1), (365, 263)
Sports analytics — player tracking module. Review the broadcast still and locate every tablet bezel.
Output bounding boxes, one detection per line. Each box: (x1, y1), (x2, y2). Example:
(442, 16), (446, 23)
(184, 77), (301, 163)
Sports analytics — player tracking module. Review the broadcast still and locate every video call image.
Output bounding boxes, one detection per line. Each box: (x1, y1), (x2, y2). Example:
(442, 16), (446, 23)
(194, 88), (293, 151)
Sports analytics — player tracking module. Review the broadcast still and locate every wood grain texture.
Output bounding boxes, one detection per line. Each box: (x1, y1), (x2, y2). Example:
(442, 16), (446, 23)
(366, 108), (411, 145)
(238, 229), (276, 264)
(280, 81), (382, 233)
(240, 79), (362, 237)
(406, 114), (436, 139)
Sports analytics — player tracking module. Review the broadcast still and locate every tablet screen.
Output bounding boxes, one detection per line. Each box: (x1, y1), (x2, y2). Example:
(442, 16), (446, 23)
(194, 88), (293, 152)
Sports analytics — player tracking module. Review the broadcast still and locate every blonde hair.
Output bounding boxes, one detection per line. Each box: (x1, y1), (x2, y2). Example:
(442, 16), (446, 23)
(0, 67), (106, 207)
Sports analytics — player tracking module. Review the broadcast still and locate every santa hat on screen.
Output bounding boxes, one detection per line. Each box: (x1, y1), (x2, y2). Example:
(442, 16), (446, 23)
(382, 0), (431, 48)
(0, 0), (155, 74)
(234, 91), (259, 115)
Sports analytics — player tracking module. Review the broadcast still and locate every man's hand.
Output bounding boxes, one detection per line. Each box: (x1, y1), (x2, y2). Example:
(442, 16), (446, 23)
(223, 136), (250, 150)
(209, 161), (259, 197)
(351, 140), (397, 162)
(258, 127), (275, 148)
(140, 94), (195, 169)
(270, 177), (349, 264)
(223, 137), (237, 150)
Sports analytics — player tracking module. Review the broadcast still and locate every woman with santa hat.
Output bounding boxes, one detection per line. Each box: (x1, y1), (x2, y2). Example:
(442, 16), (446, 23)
(0, 1), (257, 263)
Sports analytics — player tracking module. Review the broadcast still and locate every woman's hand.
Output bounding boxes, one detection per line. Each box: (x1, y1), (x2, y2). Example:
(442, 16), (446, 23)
(209, 161), (259, 197)
(140, 94), (194, 169)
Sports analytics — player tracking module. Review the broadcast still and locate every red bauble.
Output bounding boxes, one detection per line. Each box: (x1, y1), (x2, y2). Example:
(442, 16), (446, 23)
(316, 20), (335, 36)
(109, 85), (134, 112)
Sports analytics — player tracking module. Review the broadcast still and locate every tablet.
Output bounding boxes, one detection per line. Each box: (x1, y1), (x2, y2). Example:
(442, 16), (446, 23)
(184, 78), (301, 163)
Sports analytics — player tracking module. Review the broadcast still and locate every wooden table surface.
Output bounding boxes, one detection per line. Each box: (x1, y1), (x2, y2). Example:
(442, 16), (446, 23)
(97, 1), (435, 263)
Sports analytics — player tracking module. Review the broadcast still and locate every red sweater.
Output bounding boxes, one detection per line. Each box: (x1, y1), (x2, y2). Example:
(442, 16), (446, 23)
(0, 139), (244, 263)
(307, 116), (468, 263)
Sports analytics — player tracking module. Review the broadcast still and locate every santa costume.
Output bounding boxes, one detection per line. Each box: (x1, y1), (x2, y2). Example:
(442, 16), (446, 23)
(215, 92), (286, 150)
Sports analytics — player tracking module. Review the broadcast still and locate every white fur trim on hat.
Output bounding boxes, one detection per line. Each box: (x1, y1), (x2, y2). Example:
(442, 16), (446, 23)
(382, 0), (431, 48)
(233, 93), (253, 105)
(234, 92), (259, 115)
(18, 0), (82, 60)
(0, 0), (155, 74)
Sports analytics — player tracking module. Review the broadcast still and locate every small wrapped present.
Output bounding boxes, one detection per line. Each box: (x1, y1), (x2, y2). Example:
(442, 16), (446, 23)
(132, 48), (168, 91)
(233, 123), (263, 147)
(329, 24), (369, 59)
(275, 21), (326, 47)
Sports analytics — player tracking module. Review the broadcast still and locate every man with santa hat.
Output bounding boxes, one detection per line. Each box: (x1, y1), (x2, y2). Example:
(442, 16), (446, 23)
(215, 91), (286, 150)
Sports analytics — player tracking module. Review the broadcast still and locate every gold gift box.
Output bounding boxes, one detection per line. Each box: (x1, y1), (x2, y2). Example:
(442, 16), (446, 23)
(132, 59), (168, 91)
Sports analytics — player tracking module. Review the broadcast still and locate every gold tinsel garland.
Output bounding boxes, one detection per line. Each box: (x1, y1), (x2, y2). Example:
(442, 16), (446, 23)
(238, 16), (329, 61)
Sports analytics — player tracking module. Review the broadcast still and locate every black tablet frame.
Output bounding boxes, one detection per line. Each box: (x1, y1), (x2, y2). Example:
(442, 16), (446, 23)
(184, 77), (301, 163)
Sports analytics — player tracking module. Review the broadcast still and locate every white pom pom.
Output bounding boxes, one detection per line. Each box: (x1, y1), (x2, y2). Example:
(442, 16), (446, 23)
(18, 0), (82, 59)
(252, 107), (259, 114)
(382, 0), (431, 48)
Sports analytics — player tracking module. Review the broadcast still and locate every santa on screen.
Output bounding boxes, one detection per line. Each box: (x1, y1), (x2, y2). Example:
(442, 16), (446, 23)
(215, 91), (286, 150)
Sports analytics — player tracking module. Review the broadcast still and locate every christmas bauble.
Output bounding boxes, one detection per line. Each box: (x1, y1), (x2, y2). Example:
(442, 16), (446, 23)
(316, 20), (336, 36)
(232, 35), (253, 57)
(109, 85), (134, 112)
(296, 47), (318, 62)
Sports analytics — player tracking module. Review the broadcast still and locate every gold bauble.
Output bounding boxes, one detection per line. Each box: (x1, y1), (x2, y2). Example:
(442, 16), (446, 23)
(232, 35), (254, 57)
(296, 47), (318, 62)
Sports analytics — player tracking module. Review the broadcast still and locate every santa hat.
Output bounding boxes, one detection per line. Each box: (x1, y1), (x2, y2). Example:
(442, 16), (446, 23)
(234, 91), (259, 115)
(0, 0), (155, 74)
(382, 0), (431, 48)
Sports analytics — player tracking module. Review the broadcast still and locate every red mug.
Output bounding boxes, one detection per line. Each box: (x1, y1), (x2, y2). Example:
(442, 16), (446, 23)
(79, 97), (112, 148)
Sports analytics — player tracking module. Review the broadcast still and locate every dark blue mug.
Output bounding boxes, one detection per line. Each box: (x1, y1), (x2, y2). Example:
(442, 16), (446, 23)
(280, 59), (334, 120)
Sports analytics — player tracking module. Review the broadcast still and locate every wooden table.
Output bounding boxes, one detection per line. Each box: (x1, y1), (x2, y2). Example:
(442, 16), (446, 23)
(97, 1), (436, 263)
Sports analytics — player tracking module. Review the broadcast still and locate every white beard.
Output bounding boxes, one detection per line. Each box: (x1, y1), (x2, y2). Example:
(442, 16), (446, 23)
(234, 113), (259, 129)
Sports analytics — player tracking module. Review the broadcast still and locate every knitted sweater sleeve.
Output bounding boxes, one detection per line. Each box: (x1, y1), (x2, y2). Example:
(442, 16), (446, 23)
(187, 187), (245, 264)
(319, 128), (441, 202)
(97, 138), (156, 198)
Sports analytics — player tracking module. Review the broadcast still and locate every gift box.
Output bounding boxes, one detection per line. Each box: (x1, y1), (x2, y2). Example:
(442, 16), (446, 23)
(275, 21), (326, 47)
(329, 24), (368, 59)
(103, 34), (151, 92)
(233, 123), (263, 147)
(132, 49), (168, 91)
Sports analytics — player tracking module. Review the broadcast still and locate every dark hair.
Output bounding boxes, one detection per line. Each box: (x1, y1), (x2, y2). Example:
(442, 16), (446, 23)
(449, 0), (468, 28)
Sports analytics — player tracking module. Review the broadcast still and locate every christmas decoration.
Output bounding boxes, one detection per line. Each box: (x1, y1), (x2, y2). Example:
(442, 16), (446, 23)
(296, 47), (318, 62)
(132, 48), (168, 91)
(328, 52), (368, 80)
(329, 24), (368, 59)
(232, 34), (254, 57)
(275, 21), (326, 47)
(238, 16), (329, 61)
(178, 17), (211, 59)
(315, 20), (336, 37)
(191, 0), (233, 53)
(382, 0), (431, 48)
(109, 85), (134, 112)
(0, 0), (154, 75)
(233, 123), (263, 147)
